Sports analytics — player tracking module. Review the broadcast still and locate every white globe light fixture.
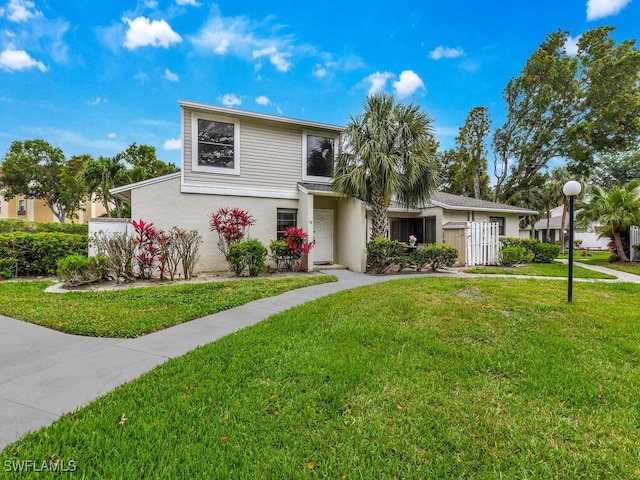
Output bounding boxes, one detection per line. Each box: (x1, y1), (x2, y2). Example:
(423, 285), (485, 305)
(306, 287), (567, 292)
(563, 180), (582, 302)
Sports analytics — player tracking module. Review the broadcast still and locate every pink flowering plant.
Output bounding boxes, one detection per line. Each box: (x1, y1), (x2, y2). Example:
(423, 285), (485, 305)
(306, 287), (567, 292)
(269, 226), (314, 272)
(209, 207), (256, 259)
(408, 235), (417, 246)
(132, 219), (160, 279)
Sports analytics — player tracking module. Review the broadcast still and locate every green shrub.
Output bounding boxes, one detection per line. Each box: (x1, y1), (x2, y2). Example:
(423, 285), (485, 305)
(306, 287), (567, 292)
(366, 237), (403, 274)
(228, 239), (268, 276)
(0, 219), (88, 234)
(408, 244), (458, 272)
(269, 240), (289, 272)
(0, 232), (88, 276)
(499, 237), (538, 262)
(531, 242), (560, 263)
(395, 254), (413, 271)
(499, 246), (526, 267)
(57, 254), (109, 286)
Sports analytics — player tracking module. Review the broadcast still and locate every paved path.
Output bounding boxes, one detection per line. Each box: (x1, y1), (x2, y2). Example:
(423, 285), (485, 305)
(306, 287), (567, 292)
(1, 264), (637, 449)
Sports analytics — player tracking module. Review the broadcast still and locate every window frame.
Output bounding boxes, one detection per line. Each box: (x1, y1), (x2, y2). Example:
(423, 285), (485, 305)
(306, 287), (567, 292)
(489, 216), (505, 236)
(277, 209), (298, 240)
(191, 112), (240, 175)
(302, 132), (337, 183)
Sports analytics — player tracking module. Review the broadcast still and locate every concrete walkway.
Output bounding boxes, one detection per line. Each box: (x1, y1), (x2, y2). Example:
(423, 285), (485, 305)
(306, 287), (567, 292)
(1, 264), (637, 449)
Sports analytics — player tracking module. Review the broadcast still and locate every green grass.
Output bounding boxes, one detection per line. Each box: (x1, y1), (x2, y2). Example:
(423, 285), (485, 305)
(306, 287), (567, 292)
(2, 277), (640, 478)
(0, 275), (335, 338)
(465, 261), (616, 279)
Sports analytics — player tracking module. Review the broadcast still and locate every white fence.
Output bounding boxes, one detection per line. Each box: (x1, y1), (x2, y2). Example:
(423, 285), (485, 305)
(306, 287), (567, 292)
(466, 222), (500, 266)
(631, 226), (640, 261)
(88, 218), (132, 256)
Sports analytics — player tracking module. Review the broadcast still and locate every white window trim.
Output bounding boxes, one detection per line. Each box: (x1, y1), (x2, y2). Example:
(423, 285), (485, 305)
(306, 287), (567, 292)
(302, 131), (338, 184)
(191, 112), (240, 175)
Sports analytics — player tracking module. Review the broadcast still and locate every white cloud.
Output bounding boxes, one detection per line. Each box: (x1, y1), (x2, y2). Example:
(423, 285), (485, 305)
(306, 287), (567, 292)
(108, 132), (117, 138)
(134, 72), (149, 83)
(363, 71), (394, 96)
(393, 70), (425, 99)
(163, 137), (181, 150)
(122, 16), (182, 49)
(252, 46), (291, 72)
(564, 35), (581, 56)
(190, 8), (297, 72)
(255, 95), (270, 106)
(221, 93), (241, 107)
(313, 63), (327, 78)
(587, 0), (631, 20)
(0, 48), (46, 71)
(176, 0), (200, 5)
(87, 97), (108, 106)
(145, 0), (158, 8)
(6, 0), (41, 23)
(165, 68), (179, 81)
(429, 45), (465, 60)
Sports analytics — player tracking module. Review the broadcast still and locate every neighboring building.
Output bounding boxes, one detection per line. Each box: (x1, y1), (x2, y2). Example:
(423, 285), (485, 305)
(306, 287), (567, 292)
(0, 193), (107, 224)
(532, 205), (608, 249)
(111, 101), (537, 272)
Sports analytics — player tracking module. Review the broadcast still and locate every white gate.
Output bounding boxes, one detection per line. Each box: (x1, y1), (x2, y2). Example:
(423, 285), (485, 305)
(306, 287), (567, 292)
(466, 222), (500, 266)
(630, 226), (640, 261)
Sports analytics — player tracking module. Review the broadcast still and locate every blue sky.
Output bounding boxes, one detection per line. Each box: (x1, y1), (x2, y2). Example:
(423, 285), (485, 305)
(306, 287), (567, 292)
(0, 0), (637, 167)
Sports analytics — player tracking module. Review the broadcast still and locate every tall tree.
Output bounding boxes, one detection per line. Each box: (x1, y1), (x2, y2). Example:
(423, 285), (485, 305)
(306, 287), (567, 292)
(494, 27), (640, 203)
(333, 93), (440, 239)
(456, 106), (491, 199)
(0, 139), (88, 222)
(591, 150), (640, 189)
(577, 180), (640, 262)
(83, 155), (130, 217)
(119, 143), (179, 183)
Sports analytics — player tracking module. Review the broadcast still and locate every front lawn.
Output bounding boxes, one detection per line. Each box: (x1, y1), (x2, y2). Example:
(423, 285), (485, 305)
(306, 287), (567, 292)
(0, 275), (335, 338)
(3, 277), (639, 478)
(465, 262), (616, 279)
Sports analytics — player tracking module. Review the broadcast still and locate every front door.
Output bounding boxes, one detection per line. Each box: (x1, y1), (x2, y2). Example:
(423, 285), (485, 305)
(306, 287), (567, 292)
(313, 209), (333, 264)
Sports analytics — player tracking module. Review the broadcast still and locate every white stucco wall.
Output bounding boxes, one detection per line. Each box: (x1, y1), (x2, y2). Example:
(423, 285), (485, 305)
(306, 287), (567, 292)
(130, 176), (299, 272)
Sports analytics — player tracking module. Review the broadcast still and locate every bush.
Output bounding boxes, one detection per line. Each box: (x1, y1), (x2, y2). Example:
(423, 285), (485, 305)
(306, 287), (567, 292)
(268, 228), (314, 272)
(57, 254), (109, 286)
(499, 246), (526, 267)
(531, 242), (560, 263)
(408, 247), (431, 272)
(209, 207), (256, 259)
(0, 232), (88, 276)
(228, 239), (267, 276)
(91, 231), (136, 282)
(499, 237), (538, 262)
(0, 219), (87, 234)
(422, 243), (458, 271)
(367, 237), (403, 274)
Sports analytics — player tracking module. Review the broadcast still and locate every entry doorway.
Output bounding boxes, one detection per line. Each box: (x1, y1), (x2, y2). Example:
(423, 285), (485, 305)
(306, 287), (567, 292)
(313, 209), (334, 264)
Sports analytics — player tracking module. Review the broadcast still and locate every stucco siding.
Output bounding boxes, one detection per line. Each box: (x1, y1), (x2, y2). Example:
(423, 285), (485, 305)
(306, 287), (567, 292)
(131, 175), (300, 272)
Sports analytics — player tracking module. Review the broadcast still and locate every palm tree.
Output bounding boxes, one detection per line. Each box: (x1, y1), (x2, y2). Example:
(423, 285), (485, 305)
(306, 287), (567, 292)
(333, 93), (439, 238)
(578, 180), (640, 262)
(83, 155), (130, 217)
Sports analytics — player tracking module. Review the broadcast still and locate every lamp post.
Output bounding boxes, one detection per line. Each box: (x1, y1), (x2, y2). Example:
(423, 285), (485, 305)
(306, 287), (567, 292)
(563, 180), (582, 302)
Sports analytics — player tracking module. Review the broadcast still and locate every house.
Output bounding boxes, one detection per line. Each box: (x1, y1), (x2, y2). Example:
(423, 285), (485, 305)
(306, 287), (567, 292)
(532, 205), (608, 249)
(110, 101), (536, 272)
(0, 193), (106, 224)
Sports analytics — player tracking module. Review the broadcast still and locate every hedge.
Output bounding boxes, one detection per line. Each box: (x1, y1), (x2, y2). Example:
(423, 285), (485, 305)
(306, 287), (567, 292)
(0, 232), (88, 277)
(0, 219), (88, 235)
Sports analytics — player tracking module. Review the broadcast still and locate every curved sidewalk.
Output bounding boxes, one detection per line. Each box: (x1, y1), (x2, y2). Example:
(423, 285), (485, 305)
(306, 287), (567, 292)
(0, 269), (417, 450)
(1, 264), (637, 450)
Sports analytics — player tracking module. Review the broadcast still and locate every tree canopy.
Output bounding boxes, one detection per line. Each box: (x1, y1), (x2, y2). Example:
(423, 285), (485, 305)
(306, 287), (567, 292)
(333, 93), (439, 239)
(439, 106), (491, 200)
(493, 26), (640, 203)
(0, 139), (87, 222)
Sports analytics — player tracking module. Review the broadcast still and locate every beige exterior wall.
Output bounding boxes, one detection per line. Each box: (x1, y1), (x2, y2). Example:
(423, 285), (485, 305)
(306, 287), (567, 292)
(131, 175), (301, 272)
(0, 193), (107, 224)
(336, 197), (367, 272)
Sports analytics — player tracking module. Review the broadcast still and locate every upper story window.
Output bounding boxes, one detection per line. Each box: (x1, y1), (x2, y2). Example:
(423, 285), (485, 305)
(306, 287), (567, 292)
(192, 113), (240, 175)
(303, 133), (335, 182)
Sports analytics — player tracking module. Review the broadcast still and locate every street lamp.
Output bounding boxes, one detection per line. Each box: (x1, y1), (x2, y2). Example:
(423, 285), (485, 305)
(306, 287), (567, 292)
(563, 180), (582, 302)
